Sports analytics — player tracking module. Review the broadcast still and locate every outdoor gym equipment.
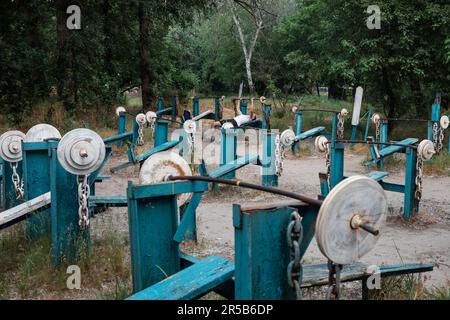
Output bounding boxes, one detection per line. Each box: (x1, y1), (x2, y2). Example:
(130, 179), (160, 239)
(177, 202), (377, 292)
(315, 120), (436, 219)
(125, 162), (433, 300)
(369, 95), (448, 154)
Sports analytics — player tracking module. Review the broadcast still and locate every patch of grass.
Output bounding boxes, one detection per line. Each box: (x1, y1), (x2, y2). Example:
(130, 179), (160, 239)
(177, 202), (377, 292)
(427, 285), (450, 300)
(369, 274), (426, 300)
(424, 151), (450, 176)
(126, 97), (142, 107)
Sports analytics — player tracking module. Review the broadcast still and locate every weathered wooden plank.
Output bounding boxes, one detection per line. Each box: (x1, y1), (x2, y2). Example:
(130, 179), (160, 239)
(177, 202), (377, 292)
(127, 256), (234, 300)
(0, 192), (51, 228)
(378, 138), (418, 158)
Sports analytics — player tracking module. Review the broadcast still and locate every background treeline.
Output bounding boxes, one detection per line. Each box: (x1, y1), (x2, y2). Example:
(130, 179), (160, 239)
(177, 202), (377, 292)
(0, 0), (449, 124)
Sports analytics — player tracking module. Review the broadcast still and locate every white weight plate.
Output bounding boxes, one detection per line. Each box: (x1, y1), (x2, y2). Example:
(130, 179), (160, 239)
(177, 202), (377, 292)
(136, 113), (147, 125)
(146, 111), (157, 123)
(417, 140), (435, 161)
(24, 124), (61, 142)
(183, 120), (197, 134)
(57, 129), (106, 176)
(260, 96), (266, 104)
(440, 115), (449, 130)
(316, 176), (387, 264)
(371, 113), (381, 124)
(139, 151), (193, 207)
(222, 122), (234, 130)
(0, 131), (26, 163)
(340, 108), (349, 117)
(352, 87), (363, 126)
(116, 106), (126, 117)
(314, 135), (328, 153)
(280, 129), (296, 147)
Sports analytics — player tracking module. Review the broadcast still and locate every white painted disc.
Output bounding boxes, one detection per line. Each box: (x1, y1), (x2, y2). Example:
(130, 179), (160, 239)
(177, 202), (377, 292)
(440, 115), (449, 130)
(280, 129), (296, 147)
(314, 135), (328, 153)
(371, 113), (381, 124)
(292, 106), (298, 113)
(146, 111), (157, 123)
(136, 113), (147, 125)
(222, 122), (234, 130)
(417, 140), (435, 161)
(0, 131), (25, 163)
(24, 124), (61, 142)
(259, 96), (266, 104)
(183, 120), (197, 134)
(316, 176), (387, 264)
(139, 151), (193, 207)
(116, 106), (126, 117)
(57, 129), (106, 176)
(340, 108), (349, 117)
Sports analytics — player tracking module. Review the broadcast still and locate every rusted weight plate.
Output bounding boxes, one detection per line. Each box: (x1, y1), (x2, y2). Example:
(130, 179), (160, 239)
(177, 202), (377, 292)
(316, 176), (387, 264)
(139, 151), (193, 207)
(24, 124), (61, 142)
(57, 128), (106, 176)
(0, 130), (26, 163)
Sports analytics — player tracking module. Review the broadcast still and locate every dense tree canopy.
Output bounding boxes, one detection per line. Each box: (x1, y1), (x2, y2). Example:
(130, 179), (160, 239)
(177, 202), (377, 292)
(0, 0), (448, 123)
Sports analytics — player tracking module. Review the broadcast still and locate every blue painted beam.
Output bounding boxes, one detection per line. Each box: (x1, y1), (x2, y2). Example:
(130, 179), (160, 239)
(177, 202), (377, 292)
(127, 256), (234, 300)
(89, 195), (128, 207)
(209, 154), (259, 179)
(104, 132), (133, 145)
(135, 140), (182, 163)
(130, 181), (209, 200)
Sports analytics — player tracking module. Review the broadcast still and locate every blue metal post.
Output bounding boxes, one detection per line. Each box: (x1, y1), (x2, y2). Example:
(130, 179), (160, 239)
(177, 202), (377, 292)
(262, 104), (271, 130)
(330, 113), (344, 189)
(22, 141), (53, 240)
(155, 119), (169, 147)
(380, 121), (388, 146)
(220, 129), (238, 180)
(262, 131), (278, 187)
(50, 142), (89, 266)
(157, 96), (164, 112)
(240, 100), (248, 115)
(193, 98), (200, 117)
(292, 112), (303, 155)
(117, 112), (127, 147)
(364, 110), (372, 141)
(403, 148), (418, 219)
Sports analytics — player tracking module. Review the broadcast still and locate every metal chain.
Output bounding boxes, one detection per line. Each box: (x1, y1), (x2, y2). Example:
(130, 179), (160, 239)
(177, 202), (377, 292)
(149, 119), (156, 137)
(437, 127), (444, 154)
(375, 120), (381, 142)
(326, 260), (343, 300)
(137, 122), (145, 146)
(432, 122), (439, 151)
(337, 114), (345, 140)
(77, 175), (90, 229)
(11, 163), (24, 200)
(275, 134), (284, 177)
(287, 211), (303, 300)
(325, 144), (331, 190)
(415, 155), (424, 201)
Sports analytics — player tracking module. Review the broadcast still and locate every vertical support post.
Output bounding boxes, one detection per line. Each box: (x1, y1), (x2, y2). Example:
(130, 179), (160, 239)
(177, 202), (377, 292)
(234, 204), (294, 300)
(157, 96), (164, 112)
(220, 129), (238, 180)
(193, 97), (200, 117)
(262, 131), (278, 187)
(292, 112), (303, 155)
(214, 97), (221, 121)
(171, 96), (177, 122)
(128, 182), (180, 293)
(240, 100), (248, 115)
(23, 142), (53, 240)
(262, 104), (271, 130)
(118, 112), (127, 147)
(50, 143), (89, 266)
(364, 110), (372, 141)
(403, 147), (418, 219)
(155, 119), (169, 147)
(350, 126), (357, 146)
(330, 113), (344, 189)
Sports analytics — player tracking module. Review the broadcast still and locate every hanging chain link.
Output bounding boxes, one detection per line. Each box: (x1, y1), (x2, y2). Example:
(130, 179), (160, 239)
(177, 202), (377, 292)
(437, 127), (444, 154)
(287, 211), (303, 300)
(77, 175), (90, 229)
(149, 119), (156, 137)
(275, 134), (284, 177)
(337, 114), (345, 140)
(137, 122), (145, 146)
(375, 119), (381, 142)
(415, 154), (424, 201)
(432, 122), (439, 152)
(326, 260), (343, 300)
(11, 162), (24, 200)
(325, 144), (331, 189)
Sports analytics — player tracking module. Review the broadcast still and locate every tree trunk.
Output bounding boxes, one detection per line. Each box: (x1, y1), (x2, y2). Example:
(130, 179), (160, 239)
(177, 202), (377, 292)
(138, 0), (152, 112)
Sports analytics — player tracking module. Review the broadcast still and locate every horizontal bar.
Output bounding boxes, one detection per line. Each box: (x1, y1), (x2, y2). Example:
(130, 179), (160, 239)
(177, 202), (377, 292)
(135, 140), (181, 163)
(130, 180), (209, 200)
(104, 132), (133, 145)
(89, 195), (128, 207)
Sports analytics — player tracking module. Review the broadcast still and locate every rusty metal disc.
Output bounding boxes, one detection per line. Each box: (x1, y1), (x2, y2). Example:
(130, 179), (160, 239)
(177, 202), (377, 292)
(139, 151), (193, 206)
(57, 129), (106, 176)
(315, 176), (387, 264)
(24, 124), (61, 142)
(0, 130), (26, 163)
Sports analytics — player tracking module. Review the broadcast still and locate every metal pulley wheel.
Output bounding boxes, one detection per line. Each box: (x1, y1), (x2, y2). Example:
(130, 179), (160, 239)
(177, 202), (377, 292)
(146, 111), (157, 123)
(316, 176), (387, 265)
(291, 106), (298, 113)
(280, 129), (296, 147)
(183, 120), (197, 134)
(136, 113), (147, 125)
(260, 96), (267, 104)
(371, 113), (381, 124)
(116, 106), (126, 117)
(139, 151), (193, 207)
(57, 129), (106, 176)
(417, 139), (435, 161)
(315, 135), (329, 153)
(440, 115), (449, 130)
(222, 122), (234, 130)
(0, 131), (26, 163)
(24, 124), (61, 142)
(340, 108), (349, 117)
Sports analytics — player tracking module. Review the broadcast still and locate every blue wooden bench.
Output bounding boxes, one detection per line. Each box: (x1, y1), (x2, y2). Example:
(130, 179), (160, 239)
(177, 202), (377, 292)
(209, 154), (259, 179)
(366, 138), (418, 167)
(127, 256), (234, 300)
(366, 171), (390, 182)
(295, 127), (326, 141)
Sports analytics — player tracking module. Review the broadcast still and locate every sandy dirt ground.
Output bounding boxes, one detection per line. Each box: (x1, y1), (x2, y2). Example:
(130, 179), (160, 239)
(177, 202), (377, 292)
(94, 136), (450, 298)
